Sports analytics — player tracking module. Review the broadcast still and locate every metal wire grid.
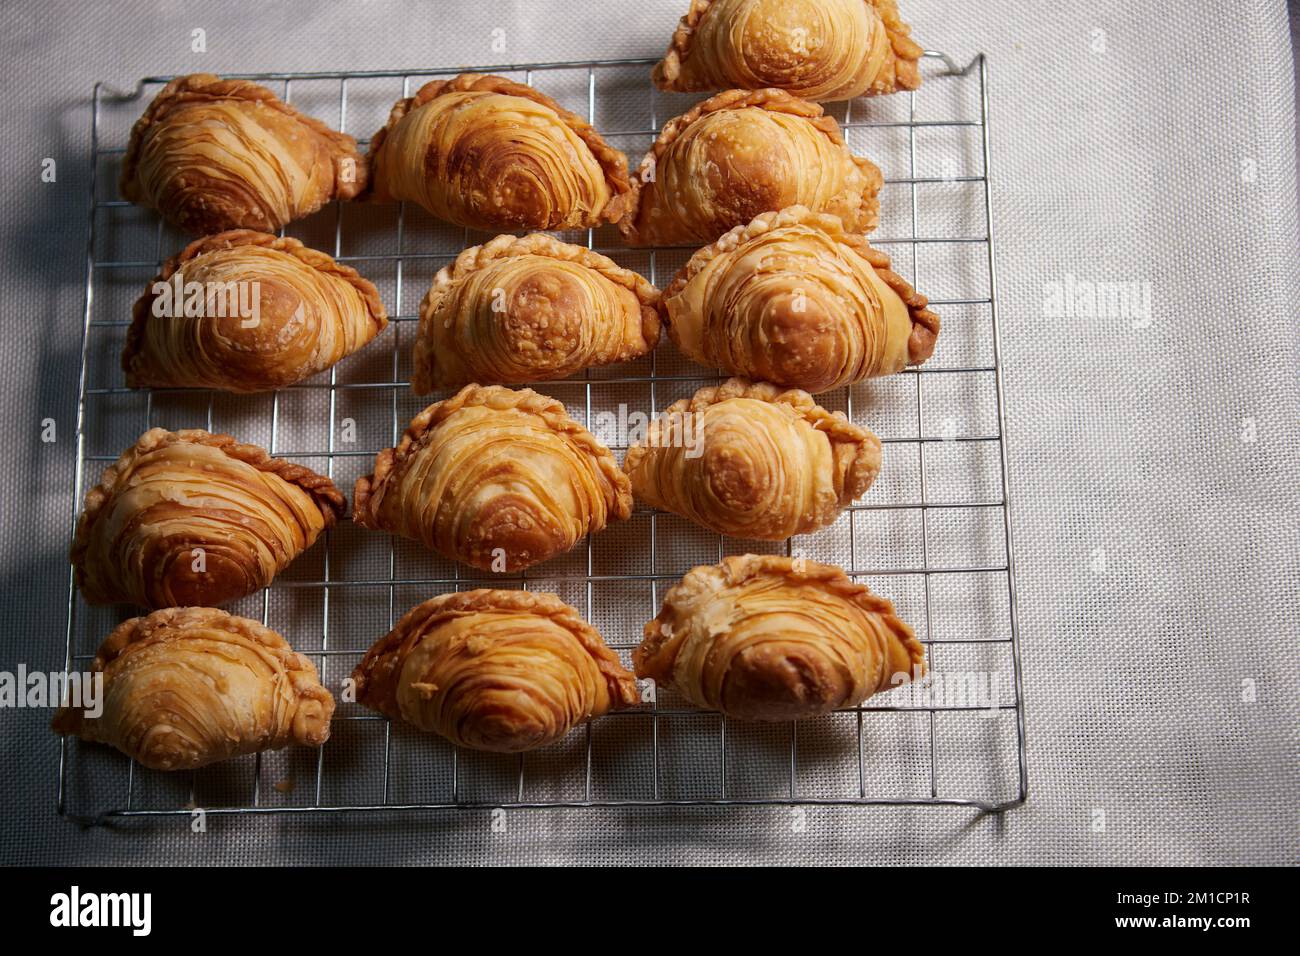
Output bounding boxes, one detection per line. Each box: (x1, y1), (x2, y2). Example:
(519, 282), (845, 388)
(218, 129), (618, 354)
(58, 51), (1027, 824)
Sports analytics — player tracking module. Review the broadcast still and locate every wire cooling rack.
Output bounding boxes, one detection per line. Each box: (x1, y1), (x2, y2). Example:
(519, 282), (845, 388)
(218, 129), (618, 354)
(59, 51), (1027, 825)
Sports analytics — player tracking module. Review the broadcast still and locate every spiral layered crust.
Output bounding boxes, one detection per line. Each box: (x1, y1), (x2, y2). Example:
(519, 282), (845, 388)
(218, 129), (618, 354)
(621, 89), (882, 246)
(354, 590), (637, 752)
(413, 234), (660, 392)
(353, 385), (632, 572)
(368, 74), (631, 231)
(652, 0), (924, 102)
(124, 231), (387, 393)
(636, 555), (924, 720)
(72, 429), (345, 609)
(662, 206), (939, 393)
(120, 74), (366, 235)
(624, 379), (880, 539)
(52, 607), (334, 770)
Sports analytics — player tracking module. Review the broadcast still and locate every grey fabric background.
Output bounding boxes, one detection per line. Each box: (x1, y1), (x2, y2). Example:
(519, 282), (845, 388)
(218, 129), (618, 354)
(1, 0), (1297, 865)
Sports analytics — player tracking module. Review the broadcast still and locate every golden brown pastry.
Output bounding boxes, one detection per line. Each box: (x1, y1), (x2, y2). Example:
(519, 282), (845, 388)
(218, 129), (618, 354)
(53, 607), (334, 771)
(72, 429), (345, 609)
(367, 73), (631, 232)
(624, 379), (880, 539)
(124, 230), (388, 392)
(413, 234), (660, 392)
(354, 590), (637, 752)
(661, 206), (940, 393)
(636, 555), (924, 720)
(353, 385), (631, 572)
(653, 0), (925, 102)
(620, 89), (882, 247)
(120, 73), (366, 235)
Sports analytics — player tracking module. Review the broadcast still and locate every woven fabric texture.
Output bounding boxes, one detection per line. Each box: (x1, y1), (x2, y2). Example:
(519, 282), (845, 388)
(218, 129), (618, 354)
(0, 0), (1296, 865)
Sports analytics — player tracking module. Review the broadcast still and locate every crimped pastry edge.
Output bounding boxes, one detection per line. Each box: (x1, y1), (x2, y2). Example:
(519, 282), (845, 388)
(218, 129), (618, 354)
(618, 87), (883, 243)
(651, 0), (925, 96)
(873, 0), (926, 92)
(365, 72), (632, 223)
(662, 205), (940, 365)
(119, 73), (367, 207)
(622, 377), (882, 507)
(352, 384), (633, 532)
(52, 606), (335, 746)
(636, 553), (925, 679)
(123, 229), (389, 389)
(353, 589), (640, 720)
(412, 234), (661, 394)
(70, 428), (347, 591)
(651, 0), (725, 90)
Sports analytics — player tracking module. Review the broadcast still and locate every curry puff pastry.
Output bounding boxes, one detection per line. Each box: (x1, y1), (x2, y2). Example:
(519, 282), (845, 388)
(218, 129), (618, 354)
(620, 89), (882, 247)
(653, 0), (925, 102)
(636, 555), (924, 720)
(624, 379), (880, 540)
(124, 231), (388, 392)
(354, 385), (631, 572)
(53, 607), (334, 770)
(120, 74), (366, 235)
(662, 206), (940, 393)
(354, 590), (637, 752)
(367, 73), (631, 232)
(413, 234), (660, 392)
(72, 429), (344, 609)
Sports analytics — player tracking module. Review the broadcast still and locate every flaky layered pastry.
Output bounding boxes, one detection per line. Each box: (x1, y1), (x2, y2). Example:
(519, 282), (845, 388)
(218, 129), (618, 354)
(413, 234), (660, 392)
(72, 429), (345, 608)
(624, 379), (880, 539)
(636, 555), (924, 720)
(120, 73), (366, 235)
(620, 89), (882, 247)
(354, 590), (637, 752)
(53, 607), (334, 770)
(367, 73), (631, 231)
(353, 385), (632, 572)
(653, 0), (924, 102)
(124, 230), (388, 392)
(661, 206), (940, 393)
